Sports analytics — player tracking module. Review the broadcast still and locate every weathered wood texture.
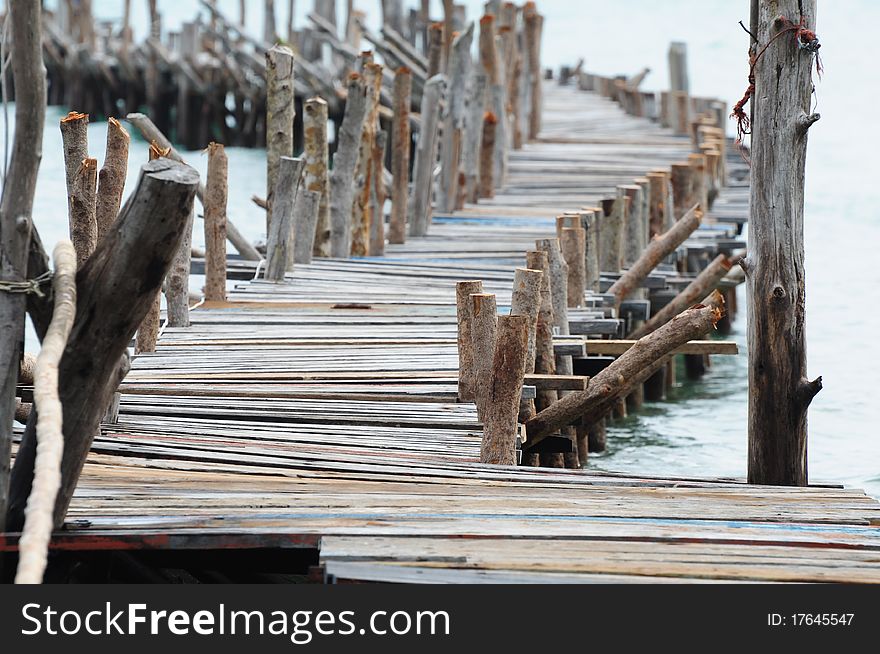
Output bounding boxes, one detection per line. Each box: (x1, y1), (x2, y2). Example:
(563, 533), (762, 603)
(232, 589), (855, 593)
(203, 143), (229, 303)
(389, 68), (412, 244)
(266, 45), (296, 234)
(481, 314), (528, 465)
(526, 295), (724, 445)
(747, 0), (822, 486)
(0, 0), (47, 533)
(7, 159), (199, 530)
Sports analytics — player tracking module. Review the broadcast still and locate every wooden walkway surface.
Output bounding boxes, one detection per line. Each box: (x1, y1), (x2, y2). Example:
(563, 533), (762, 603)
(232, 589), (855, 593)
(10, 82), (880, 583)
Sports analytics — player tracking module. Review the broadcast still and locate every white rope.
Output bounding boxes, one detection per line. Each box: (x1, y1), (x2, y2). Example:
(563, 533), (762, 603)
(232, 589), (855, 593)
(252, 258), (266, 280)
(15, 241), (78, 584)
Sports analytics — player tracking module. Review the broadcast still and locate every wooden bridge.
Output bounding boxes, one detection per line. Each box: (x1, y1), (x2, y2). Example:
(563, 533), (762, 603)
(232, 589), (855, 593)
(6, 80), (879, 584)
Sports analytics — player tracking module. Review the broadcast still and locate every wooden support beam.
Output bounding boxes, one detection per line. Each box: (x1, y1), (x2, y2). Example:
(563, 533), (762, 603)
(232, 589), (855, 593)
(303, 98), (331, 259)
(525, 293), (724, 446)
(266, 44), (296, 235)
(583, 339), (738, 356)
(409, 75), (446, 236)
(471, 293), (497, 418)
(265, 157), (305, 281)
(607, 204), (702, 306)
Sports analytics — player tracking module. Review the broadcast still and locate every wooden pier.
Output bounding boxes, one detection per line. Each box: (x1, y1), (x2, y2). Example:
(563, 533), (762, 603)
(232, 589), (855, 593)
(6, 80), (879, 584)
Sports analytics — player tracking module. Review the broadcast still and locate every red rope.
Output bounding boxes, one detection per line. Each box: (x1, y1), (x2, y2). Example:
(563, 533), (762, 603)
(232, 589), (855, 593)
(731, 15), (823, 147)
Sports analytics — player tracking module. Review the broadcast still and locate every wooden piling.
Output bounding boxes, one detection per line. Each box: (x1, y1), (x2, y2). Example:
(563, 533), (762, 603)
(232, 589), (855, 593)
(69, 158), (98, 267)
(463, 71), (488, 202)
(478, 112), (498, 199)
(389, 67), (412, 244)
(560, 227), (586, 308)
(510, 267), (543, 374)
(481, 314), (529, 466)
(439, 24), (473, 213)
(670, 162), (695, 221)
(265, 156), (305, 281)
(351, 62), (383, 257)
(303, 98), (331, 258)
(471, 293), (498, 419)
(203, 142), (228, 303)
(747, 0), (821, 486)
(523, 3), (543, 140)
(369, 130), (388, 256)
(330, 74), (369, 257)
(536, 238), (569, 335)
(266, 44), (296, 234)
(95, 117), (129, 241)
(293, 190), (322, 265)
(409, 75), (446, 237)
(456, 280), (484, 402)
(599, 197), (624, 273)
(166, 204), (194, 327)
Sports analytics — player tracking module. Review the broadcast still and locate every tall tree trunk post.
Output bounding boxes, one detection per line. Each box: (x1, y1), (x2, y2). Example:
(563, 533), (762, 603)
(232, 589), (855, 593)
(456, 280), (484, 402)
(0, 0), (46, 533)
(747, 0), (822, 486)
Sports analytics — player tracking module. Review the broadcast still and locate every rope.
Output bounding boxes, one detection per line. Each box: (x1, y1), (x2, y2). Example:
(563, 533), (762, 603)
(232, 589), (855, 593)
(15, 241), (77, 584)
(253, 258), (266, 280)
(0, 270), (53, 297)
(731, 15), (823, 153)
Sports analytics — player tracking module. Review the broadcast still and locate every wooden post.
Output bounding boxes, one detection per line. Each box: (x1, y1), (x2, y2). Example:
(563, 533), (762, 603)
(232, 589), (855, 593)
(439, 24), (473, 213)
(510, 267), (543, 375)
(480, 314), (528, 465)
(303, 98), (331, 258)
(389, 67), (412, 244)
(471, 293), (498, 419)
(166, 204), (194, 327)
(479, 14), (507, 188)
(456, 280), (484, 402)
(620, 184), (647, 268)
(369, 130), (388, 256)
(95, 117), (129, 241)
(599, 197), (624, 273)
(525, 295), (724, 445)
(382, 0), (406, 35)
(266, 44), (295, 235)
(426, 23), (444, 77)
(69, 158), (98, 267)
(747, 0), (821, 486)
(646, 171), (671, 237)
(265, 156), (305, 281)
(330, 74), (369, 257)
(463, 70), (488, 202)
(351, 61), (383, 257)
(536, 238), (568, 335)
(293, 190), (322, 264)
(0, 0), (46, 533)
(608, 205), (702, 306)
(668, 41), (689, 94)
(523, 3), (542, 140)
(408, 75), (446, 237)
(580, 209), (601, 292)
(7, 159), (200, 530)
(670, 162), (695, 221)
(264, 0), (278, 44)
(478, 112), (498, 199)
(203, 142), (228, 303)
(560, 227), (586, 308)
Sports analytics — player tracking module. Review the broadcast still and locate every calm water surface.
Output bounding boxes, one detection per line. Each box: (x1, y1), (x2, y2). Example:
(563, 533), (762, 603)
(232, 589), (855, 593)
(15, 2), (879, 495)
